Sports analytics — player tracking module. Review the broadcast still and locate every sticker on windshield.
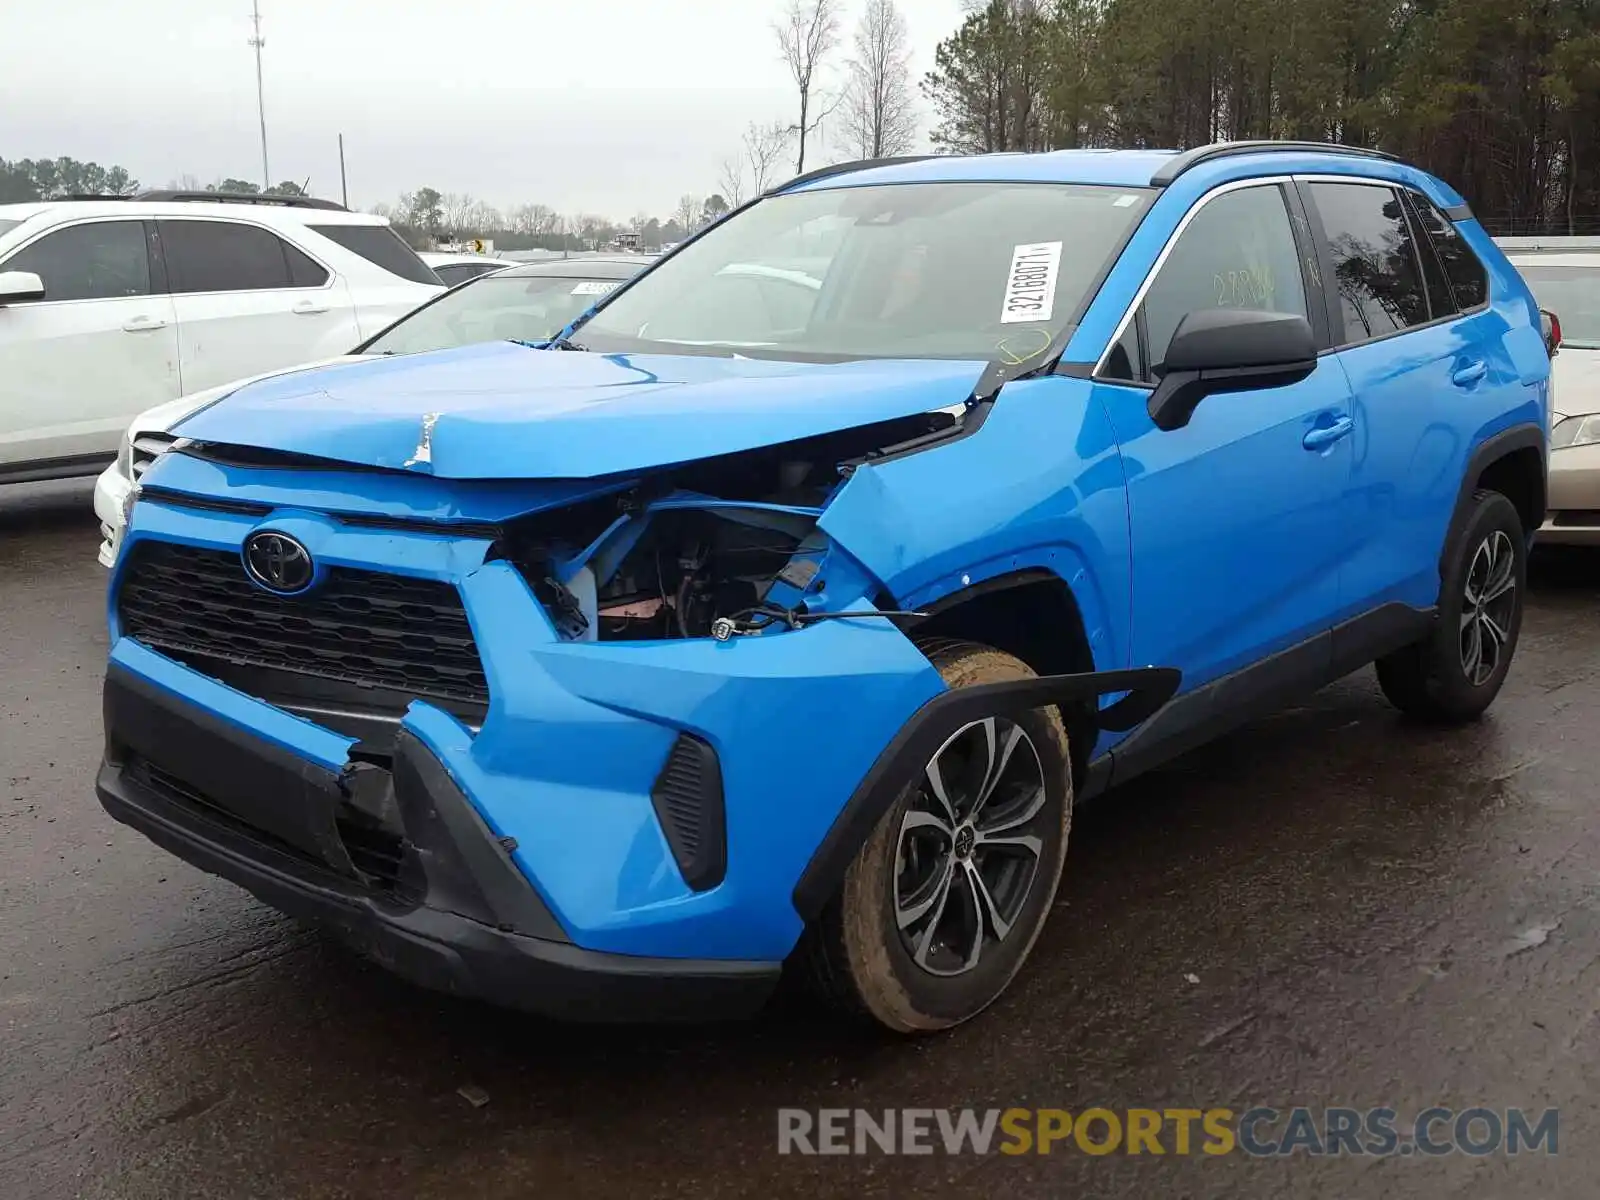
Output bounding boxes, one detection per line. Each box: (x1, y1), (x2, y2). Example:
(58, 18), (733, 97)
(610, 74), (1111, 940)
(571, 280), (618, 296)
(1000, 242), (1062, 324)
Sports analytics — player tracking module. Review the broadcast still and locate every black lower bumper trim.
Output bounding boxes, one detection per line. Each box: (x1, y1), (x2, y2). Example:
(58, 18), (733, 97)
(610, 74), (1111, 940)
(98, 666), (780, 1022)
(791, 665), (1181, 920)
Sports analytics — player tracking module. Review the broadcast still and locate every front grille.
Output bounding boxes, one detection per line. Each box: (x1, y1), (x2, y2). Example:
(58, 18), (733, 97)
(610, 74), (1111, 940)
(117, 542), (490, 714)
(129, 433), (176, 481)
(124, 754), (322, 870)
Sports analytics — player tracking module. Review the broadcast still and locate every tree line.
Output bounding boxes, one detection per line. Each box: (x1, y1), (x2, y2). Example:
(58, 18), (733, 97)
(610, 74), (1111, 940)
(924, 0), (1600, 233)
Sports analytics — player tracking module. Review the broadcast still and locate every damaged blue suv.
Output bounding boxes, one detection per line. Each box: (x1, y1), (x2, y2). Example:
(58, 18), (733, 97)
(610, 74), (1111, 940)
(100, 143), (1552, 1033)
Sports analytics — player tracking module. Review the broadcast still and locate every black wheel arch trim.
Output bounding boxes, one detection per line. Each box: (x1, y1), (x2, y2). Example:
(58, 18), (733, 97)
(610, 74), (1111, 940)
(1441, 423), (1546, 575)
(790, 664), (1180, 921)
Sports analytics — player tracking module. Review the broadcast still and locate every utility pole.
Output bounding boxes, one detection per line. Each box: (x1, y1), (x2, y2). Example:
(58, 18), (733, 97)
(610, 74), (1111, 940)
(338, 133), (348, 208)
(248, 0), (270, 190)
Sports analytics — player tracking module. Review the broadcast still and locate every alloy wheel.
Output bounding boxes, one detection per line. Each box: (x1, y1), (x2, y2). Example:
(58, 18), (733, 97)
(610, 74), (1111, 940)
(1460, 529), (1517, 686)
(893, 717), (1050, 978)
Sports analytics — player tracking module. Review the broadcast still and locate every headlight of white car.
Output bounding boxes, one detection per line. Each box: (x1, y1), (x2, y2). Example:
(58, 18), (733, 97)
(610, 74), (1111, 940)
(1551, 414), (1600, 450)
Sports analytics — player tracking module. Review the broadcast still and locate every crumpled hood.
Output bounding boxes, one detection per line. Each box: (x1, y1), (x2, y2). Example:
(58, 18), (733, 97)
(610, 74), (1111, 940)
(171, 341), (989, 479)
(134, 356), (370, 437)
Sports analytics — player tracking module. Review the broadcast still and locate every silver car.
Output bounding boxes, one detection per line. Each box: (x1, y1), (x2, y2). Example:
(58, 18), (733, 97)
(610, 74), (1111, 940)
(1504, 240), (1600, 544)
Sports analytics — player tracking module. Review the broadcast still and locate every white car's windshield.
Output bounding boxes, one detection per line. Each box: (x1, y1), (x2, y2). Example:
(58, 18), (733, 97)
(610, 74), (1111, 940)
(1517, 264), (1600, 347)
(364, 271), (632, 356)
(574, 182), (1153, 362)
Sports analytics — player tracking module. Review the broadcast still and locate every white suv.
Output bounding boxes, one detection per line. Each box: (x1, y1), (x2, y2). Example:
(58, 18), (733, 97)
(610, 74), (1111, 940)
(0, 191), (442, 483)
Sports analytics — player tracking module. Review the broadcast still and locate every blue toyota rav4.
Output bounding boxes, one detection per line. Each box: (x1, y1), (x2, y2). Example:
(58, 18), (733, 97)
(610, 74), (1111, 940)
(99, 142), (1552, 1033)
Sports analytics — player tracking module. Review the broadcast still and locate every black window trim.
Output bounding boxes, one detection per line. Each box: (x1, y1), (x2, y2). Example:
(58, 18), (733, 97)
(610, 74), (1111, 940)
(1091, 175), (1312, 389)
(0, 214), (158, 306)
(1296, 174), (1489, 354)
(154, 214), (335, 297)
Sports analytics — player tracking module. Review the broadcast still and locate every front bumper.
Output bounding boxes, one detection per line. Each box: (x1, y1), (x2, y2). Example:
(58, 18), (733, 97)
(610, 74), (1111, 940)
(97, 663), (781, 1021)
(1537, 440), (1600, 545)
(93, 462), (132, 567)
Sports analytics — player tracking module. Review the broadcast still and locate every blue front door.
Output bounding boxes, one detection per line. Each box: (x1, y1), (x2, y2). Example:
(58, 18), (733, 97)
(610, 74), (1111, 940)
(1092, 180), (1356, 692)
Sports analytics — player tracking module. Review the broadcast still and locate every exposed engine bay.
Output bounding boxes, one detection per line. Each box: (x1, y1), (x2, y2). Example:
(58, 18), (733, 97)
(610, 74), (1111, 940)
(492, 408), (967, 641)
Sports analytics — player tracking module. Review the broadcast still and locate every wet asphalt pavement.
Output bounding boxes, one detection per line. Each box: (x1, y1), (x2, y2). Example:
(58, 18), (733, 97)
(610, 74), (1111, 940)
(3, 479), (1600, 1199)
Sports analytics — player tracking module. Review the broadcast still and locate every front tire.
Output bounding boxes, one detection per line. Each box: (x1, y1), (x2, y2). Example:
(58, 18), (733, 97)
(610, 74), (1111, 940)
(803, 641), (1073, 1033)
(1376, 489), (1526, 722)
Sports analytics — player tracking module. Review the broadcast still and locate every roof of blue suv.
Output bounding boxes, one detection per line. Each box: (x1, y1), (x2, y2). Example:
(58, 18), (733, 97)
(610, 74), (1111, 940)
(783, 142), (1468, 210)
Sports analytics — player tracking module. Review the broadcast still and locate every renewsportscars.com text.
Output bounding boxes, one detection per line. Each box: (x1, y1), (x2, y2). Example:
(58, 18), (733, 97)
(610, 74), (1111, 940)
(777, 1107), (1559, 1157)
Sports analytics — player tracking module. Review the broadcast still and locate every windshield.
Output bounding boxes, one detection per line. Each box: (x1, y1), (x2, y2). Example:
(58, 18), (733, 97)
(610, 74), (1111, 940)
(575, 182), (1152, 362)
(363, 272), (631, 355)
(0, 218), (23, 240)
(1517, 264), (1600, 347)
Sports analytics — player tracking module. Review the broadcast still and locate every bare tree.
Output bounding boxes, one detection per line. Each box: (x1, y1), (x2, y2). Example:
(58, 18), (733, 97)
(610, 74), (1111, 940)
(718, 157), (747, 207)
(461, 199), (502, 232)
(744, 120), (794, 193)
(673, 194), (704, 234)
(509, 203), (561, 237)
(439, 192), (474, 232)
(774, 0), (844, 174)
(841, 0), (918, 159)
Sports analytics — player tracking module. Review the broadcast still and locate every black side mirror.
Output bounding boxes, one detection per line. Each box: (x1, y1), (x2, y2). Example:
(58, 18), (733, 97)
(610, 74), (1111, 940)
(1148, 308), (1317, 431)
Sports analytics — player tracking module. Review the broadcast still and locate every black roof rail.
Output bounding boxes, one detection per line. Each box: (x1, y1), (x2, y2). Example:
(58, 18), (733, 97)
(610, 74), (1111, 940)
(133, 190), (348, 211)
(1150, 140), (1403, 187)
(765, 155), (939, 196)
(62, 193), (131, 201)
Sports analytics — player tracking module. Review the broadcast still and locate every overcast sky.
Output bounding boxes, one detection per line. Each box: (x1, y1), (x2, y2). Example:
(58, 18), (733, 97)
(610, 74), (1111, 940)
(3, 0), (969, 217)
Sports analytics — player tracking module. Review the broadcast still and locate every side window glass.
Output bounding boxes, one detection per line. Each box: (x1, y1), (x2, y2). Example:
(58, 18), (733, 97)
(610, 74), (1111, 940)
(283, 240), (329, 288)
(1405, 194), (1457, 320)
(1101, 319), (1144, 383)
(1140, 185), (1308, 374)
(1409, 194), (1489, 310)
(159, 220), (294, 293)
(1310, 183), (1430, 343)
(2, 221), (150, 302)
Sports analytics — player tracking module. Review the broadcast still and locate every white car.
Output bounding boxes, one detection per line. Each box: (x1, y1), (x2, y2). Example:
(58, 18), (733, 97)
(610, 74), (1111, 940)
(1502, 238), (1600, 544)
(420, 251), (512, 287)
(0, 189), (442, 485)
(94, 255), (649, 564)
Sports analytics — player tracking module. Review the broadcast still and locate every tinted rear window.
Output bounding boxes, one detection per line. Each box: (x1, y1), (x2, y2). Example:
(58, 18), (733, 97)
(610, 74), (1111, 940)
(1408, 196), (1489, 311)
(1516, 265), (1600, 346)
(159, 219), (320, 293)
(310, 224), (439, 285)
(1310, 182), (1430, 343)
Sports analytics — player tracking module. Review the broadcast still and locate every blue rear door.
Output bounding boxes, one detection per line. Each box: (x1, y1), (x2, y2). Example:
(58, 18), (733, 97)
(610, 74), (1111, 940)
(1304, 179), (1522, 620)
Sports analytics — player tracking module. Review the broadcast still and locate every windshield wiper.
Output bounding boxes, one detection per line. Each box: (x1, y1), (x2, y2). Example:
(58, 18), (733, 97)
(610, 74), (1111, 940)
(510, 335), (587, 352)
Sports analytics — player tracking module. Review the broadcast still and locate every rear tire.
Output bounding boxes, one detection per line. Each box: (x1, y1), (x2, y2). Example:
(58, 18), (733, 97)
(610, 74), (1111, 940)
(1376, 489), (1526, 723)
(803, 641), (1072, 1034)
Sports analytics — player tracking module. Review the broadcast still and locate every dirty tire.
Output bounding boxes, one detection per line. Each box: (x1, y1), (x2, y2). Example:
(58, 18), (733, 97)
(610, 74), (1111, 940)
(1377, 489), (1526, 723)
(803, 641), (1073, 1034)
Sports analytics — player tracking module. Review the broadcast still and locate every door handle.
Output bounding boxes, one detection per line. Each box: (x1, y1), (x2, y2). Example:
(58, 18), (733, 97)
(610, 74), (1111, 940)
(1303, 416), (1355, 451)
(1452, 360), (1488, 387)
(121, 315), (168, 332)
(292, 300), (330, 315)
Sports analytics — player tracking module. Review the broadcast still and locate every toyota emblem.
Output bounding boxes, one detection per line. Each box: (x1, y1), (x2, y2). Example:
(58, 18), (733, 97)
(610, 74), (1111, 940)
(243, 531), (314, 594)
